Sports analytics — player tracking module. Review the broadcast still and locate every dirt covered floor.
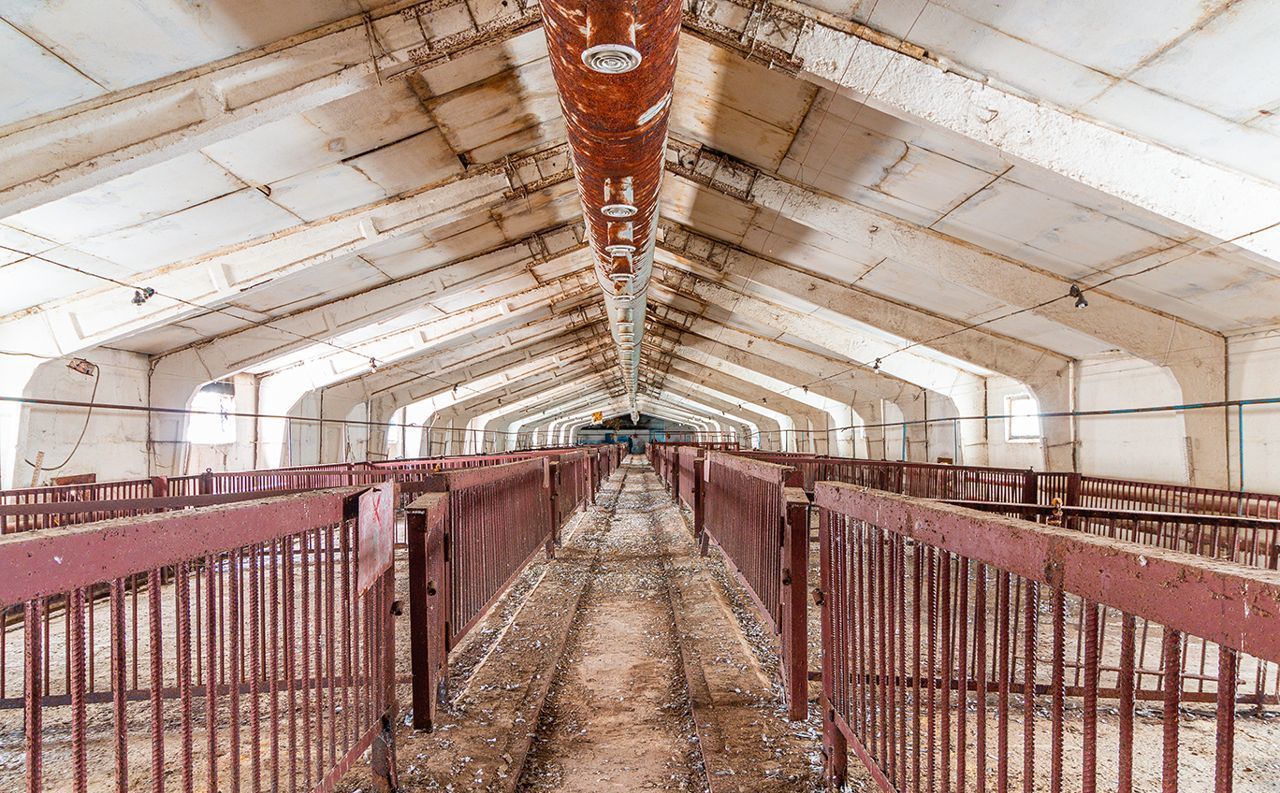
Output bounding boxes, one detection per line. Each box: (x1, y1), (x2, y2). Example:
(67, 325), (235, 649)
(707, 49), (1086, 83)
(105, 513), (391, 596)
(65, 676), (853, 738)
(356, 455), (830, 792)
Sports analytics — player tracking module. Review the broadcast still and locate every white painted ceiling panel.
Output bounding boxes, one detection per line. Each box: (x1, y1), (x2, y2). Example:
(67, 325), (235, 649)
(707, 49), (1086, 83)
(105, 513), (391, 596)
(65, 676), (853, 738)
(29, 247), (149, 288)
(267, 164), (389, 222)
(887, 3), (1108, 112)
(1080, 80), (1280, 188)
(1, 1), (398, 123)
(853, 257), (1003, 322)
(201, 84), (435, 190)
(0, 258), (99, 315)
(935, 179), (1176, 280)
(782, 108), (995, 223)
(107, 323), (208, 356)
(974, 314), (1114, 359)
(229, 256), (393, 316)
(1128, 0), (1280, 122)
(0, 19), (102, 126)
(838, 98), (1007, 176)
(531, 248), (594, 282)
(202, 115), (342, 187)
(0, 0), (252, 91)
(928, 0), (1215, 77)
(416, 30), (549, 97)
(488, 186), (582, 236)
(5, 153), (244, 243)
(348, 129), (466, 194)
(671, 36), (815, 170)
(358, 235), (446, 281)
(427, 58), (563, 165)
(999, 165), (1197, 243)
(845, 0), (1280, 190)
(660, 180), (756, 243)
(0, 224), (58, 260)
(1095, 247), (1280, 333)
(74, 189), (299, 273)
(738, 216), (882, 280)
(1248, 106), (1280, 136)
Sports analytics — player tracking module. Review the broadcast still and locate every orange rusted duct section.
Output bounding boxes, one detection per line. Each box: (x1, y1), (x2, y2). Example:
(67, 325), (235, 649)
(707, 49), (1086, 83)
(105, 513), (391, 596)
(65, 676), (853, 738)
(540, 0), (681, 419)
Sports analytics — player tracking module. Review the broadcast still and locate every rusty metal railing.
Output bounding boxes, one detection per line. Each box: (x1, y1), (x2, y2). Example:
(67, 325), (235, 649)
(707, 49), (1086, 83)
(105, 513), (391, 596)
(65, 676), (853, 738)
(0, 477), (161, 533)
(552, 450), (592, 530)
(949, 501), (1280, 571)
(0, 485), (401, 792)
(703, 451), (810, 719)
(1, 449), (602, 535)
(816, 483), (1280, 792)
(731, 451), (1280, 522)
(404, 458), (554, 731)
(727, 452), (1280, 571)
(676, 446), (700, 511)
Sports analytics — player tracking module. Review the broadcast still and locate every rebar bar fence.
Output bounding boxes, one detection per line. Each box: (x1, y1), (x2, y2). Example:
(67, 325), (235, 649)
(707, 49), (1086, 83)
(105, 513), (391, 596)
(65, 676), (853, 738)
(676, 446), (701, 511)
(727, 452), (1280, 570)
(816, 482), (1280, 792)
(404, 458), (555, 731)
(703, 451), (810, 719)
(727, 452), (1280, 522)
(552, 451), (592, 530)
(0, 477), (163, 533)
(1, 449), (604, 534)
(0, 485), (401, 792)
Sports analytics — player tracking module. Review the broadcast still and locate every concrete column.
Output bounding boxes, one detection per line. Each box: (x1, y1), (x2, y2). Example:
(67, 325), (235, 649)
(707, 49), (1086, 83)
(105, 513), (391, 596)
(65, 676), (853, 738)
(854, 400), (886, 459)
(1025, 367), (1076, 472)
(366, 395), (398, 461)
(1168, 360), (1230, 488)
(895, 396), (929, 462)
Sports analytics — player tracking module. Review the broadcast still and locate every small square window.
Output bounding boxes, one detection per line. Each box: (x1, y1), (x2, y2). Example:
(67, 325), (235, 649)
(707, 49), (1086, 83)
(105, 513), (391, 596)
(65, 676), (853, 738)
(1006, 394), (1041, 441)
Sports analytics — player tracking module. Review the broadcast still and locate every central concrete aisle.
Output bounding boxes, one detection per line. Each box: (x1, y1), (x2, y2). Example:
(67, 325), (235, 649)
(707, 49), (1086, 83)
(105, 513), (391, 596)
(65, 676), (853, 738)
(518, 460), (705, 790)
(359, 456), (831, 792)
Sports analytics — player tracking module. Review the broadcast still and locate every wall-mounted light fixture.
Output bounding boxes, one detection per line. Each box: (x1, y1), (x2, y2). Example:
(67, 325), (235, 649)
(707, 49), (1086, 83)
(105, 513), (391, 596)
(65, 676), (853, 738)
(66, 357), (98, 377)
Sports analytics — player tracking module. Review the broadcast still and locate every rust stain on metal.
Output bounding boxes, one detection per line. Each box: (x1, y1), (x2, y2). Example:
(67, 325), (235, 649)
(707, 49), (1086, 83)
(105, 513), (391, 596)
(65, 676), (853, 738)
(539, 0), (682, 412)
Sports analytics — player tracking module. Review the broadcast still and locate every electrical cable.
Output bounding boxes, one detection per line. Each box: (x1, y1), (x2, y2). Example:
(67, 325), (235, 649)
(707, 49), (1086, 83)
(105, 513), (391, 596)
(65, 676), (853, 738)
(0, 393), (525, 437)
(23, 367), (99, 472)
(773, 214), (1280, 398)
(0, 243), (503, 402)
(659, 0), (928, 409)
(670, 4), (1280, 406)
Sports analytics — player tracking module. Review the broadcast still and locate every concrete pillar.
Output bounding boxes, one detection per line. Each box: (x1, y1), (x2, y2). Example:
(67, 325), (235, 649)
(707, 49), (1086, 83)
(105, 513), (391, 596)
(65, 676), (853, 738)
(1168, 360), (1230, 488)
(1025, 366), (1076, 473)
(895, 396), (929, 462)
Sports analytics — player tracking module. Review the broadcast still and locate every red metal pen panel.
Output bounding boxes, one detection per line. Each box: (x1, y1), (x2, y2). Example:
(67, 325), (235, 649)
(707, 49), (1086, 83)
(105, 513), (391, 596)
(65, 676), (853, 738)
(1, 486), (398, 793)
(816, 482), (1280, 792)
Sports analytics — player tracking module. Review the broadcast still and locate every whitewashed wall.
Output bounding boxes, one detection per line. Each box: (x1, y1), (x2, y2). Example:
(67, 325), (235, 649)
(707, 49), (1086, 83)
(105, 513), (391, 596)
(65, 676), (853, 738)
(1228, 332), (1280, 493)
(1075, 354), (1190, 484)
(984, 376), (1046, 472)
(4, 342), (1278, 493)
(12, 348), (150, 487)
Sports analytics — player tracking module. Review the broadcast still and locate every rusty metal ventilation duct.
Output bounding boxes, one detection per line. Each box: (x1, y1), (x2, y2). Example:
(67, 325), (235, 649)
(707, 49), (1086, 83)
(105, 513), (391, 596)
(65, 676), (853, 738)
(541, 0), (680, 421)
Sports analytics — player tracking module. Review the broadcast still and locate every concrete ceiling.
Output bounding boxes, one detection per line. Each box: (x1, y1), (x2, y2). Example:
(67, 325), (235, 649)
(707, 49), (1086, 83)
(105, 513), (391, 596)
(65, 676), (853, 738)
(2, 0), (1278, 433)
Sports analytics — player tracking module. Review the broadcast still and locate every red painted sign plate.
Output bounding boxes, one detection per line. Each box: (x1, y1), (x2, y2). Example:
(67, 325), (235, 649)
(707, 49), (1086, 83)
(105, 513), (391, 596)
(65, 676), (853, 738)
(357, 483), (395, 595)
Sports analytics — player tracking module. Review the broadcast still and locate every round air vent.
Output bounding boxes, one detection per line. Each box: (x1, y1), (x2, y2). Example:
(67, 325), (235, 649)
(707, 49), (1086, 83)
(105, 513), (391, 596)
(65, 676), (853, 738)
(582, 44), (642, 74)
(602, 203), (637, 218)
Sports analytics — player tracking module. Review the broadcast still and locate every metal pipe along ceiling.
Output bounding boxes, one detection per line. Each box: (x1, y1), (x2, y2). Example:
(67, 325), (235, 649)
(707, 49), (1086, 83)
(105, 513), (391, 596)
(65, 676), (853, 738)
(540, 0), (681, 422)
